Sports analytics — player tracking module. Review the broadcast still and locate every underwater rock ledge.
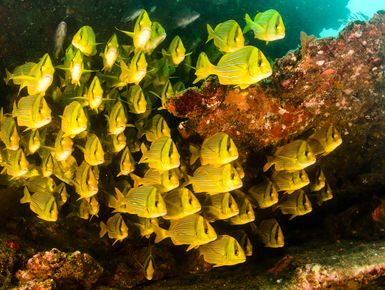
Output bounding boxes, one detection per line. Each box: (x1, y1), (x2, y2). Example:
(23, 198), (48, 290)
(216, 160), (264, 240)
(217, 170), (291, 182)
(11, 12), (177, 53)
(166, 11), (385, 154)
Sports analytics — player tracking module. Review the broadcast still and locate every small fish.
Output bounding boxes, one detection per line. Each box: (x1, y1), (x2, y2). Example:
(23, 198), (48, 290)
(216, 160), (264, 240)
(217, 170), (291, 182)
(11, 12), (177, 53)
(142, 252), (155, 280)
(72, 26), (97, 56)
(106, 101), (127, 135)
(3, 148), (29, 179)
(194, 46), (272, 89)
(26, 129), (41, 155)
(110, 132), (126, 153)
(194, 132), (238, 166)
(126, 127), (141, 153)
(41, 152), (54, 177)
(53, 154), (77, 184)
(173, 7), (200, 29)
(74, 161), (99, 199)
(233, 230), (253, 256)
(135, 217), (159, 238)
(61, 101), (88, 137)
(0, 116), (20, 151)
(13, 94), (52, 130)
(108, 185), (130, 213)
(228, 190), (255, 225)
(307, 125), (342, 156)
(84, 76), (104, 112)
(20, 187), (58, 222)
(190, 163), (243, 194)
(138, 114), (171, 143)
(5, 62), (35, 90)
(139, 136), (180, 171)
(201, 192), (238, 222)
(207, 20), (244, 53)
(99, 213), (129, 245)
(163, 187), (201, 220)
(52, 130), (73, 161)
(101, 34), (119, 72)
(69, 49), (85, 86)
(243, 9), (285, 43)
(122, 84), (147, 114)
(198, 235), (246, 267)
(82, 133), (104, 166)
(133, 168), (180, 193)
(123, 185), (167, 218)
(154, 214), (217, 251)
(277, 190), (312, 220)
(257, 219), (284, 248)
(309, 182), (333, 206)
(24, 176), (55, 194)
(117, 146), (136, 177)
(309, 167), (326, 192)
(144, 22), (166, 54)
(55, 182), (69, 205)
(117, 9), (152, 51)
(121, 0), (144, 23)
(263, 140), (316, 172)
(154, 79), (175, 110)
(248, 179), (279, 209)
(54, 21), (67, 59)
(118, 51), (148, 85)
(164, 35), (186, 66)
(271, 169), (310, 194)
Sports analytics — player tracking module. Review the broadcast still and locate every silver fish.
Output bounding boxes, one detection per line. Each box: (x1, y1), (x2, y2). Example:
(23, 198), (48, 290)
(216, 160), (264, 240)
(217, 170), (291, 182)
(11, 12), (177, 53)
(54, 21), (67, 59)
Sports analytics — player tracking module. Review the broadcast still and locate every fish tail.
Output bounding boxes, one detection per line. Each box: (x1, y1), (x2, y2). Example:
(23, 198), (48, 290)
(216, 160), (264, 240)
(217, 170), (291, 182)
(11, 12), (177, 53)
(206, 24), (214, 43)
(153, 223), (168, 244)
(138, 143), (148, 164)
(129, 173), (142, 188)
(5, 68), (12, 85)
(263, 156), (274, 172)
(243, 13), (253, 34)
(11, 101), (16, 117)
(193, 52), (214, 84)
(189, 144), (200, 165)
(20, 187), (31, 204)
(99, 221), (108, 238)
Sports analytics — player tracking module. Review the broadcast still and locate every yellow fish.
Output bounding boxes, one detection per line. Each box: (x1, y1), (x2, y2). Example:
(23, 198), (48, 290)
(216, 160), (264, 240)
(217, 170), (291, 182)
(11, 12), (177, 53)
(207, 20), (244, 53)
(106, 101), (127, 135)
(163, 35), (186, 66)
(138, 114), (171, 143)
(154, 214), (217, 251)
(233, 230), (253, 256)
(307, 125), (342, 156)
(69, 49), (85, 86)
(257, 219), (284, 248)
(108, 186), (130, 213)
(0, 115), (20, 151)
(117, 146), (135, 177)
(134, 217), (159, 238)
(122, 84), (147, 114)
(132, 168), (180, 193)
(309, 167), (326, 192)
(41, 152), (54, 177)
(81, 133), (104, 166)
(55, 182), (69, 205)
(101, 33), (119, 72)
(277, 190), (312, 220)
(20, 187), (58, 222)
(72, 26), (97, 56)
(228, 190), (255, 225)
(117, 9), (152, 51)
(139, 136), (180, 171)
(194, 46), (272, 89)
(122, 185), (167, 218)
(100, 213), (129, 245)
(13, 94), (52, 130)
(309, 182), (333, 206)
(263, 140), (316, 172)
(192, 132), (238, 166)
(144, 21), (166, 54)
(190, 163), (243, 194)
(26, 129), (41, 155)
(84, 76), (104, 112)
(61, 101), (88, 137)
(142, 252), (155, 281)
(163, 188), (201, 220)
(74, 161), (99, 199)
(248, 179), (279, 208)
(24, 176), (55, 195)
(202, 192), (239, 222)
(271, 169), (309, 194)
(199, 235), (246, 267)
(53, 154), (77, 184)
(243, 9), (285, 43)
(52, 130), (73, 161)
(119, 51), (148, 85)
(3, 148), (29, 179)
(110, 132), (126, 153)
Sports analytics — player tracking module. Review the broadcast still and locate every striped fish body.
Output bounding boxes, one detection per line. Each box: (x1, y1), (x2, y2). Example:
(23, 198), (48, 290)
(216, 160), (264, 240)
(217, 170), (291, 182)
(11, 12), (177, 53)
(191, 164), (243, 194)
(141, 114), (171, 143)
(244, 9), (285, 42)
(309, 182), (333, 206)
(72, 26), (97, 56)
(163, 188), (201, 220)
(53, 155), (77, 184)
(199, 235), (246, 267)
(133, 10), (152, 50)
(53, 130), (73, 161)
(248, 180), (279, 209)
(200, 132), (238, 166)
(167, 214), (217, 250)
(61, 101), (87, 137)
(100, 213), (128, 244)
(41, 152), (54, 177)
(107, 101), (127, 135)
(277, 190), (312, 219)
(21, 187), (58, 222)
(120, 51), (147, 85)
(203, 192), (239, 222)
(6, 62), (36, 86)
(86, 76), (103, 112)
(168, 35), (185, 66)
(207, 20), (244, 53)
(144, 21), (166, 54)
(15, 95), (52, 130)
(70, 49), (85, 86)
(309, 167), (326, 192)
(29, 53), (55, 95)
(102, 33), (119, 72)
(26, 129), (41, 155)
(228, 190), (255, 225)
(117, 146), (135, 177)
(124, 84), (147, 114)
(140, 168), (180, 193)
(125, 185), (167, 218)
(0, 117), (20, 150)
(111, 132), (126, 153)
(5, 148), (29, 178)
(271, 169), (309, 193)
(135, 217), (159, 238)
(308, 125), (342, 156)
(74, 161), (98, 199)
(145, 136), (180, 171)
(84, 134), (104, 166)
(258, 219), (284, 248)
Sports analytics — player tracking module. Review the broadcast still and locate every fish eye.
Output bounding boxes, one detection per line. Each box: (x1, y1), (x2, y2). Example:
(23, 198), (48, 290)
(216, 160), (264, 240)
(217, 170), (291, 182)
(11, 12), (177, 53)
(305, 151), (309, 157)
(234, 246), (239, 256)
(204, 222), (209, 234)
(299, 172), (303, 178)
(155, 200), (159, 207)
(188, 196), (193, 204)
(258, 58), (262, 66)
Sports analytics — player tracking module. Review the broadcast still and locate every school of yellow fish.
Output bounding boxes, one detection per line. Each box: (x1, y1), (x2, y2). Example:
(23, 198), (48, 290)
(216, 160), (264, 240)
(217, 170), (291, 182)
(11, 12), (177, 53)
(1, 8), (342, 277)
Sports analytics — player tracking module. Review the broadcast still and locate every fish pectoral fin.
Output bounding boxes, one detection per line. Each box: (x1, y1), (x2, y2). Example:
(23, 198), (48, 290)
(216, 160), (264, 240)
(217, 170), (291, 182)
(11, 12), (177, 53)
(186, 243), (198, 252)
(288, 215), (297, 221)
